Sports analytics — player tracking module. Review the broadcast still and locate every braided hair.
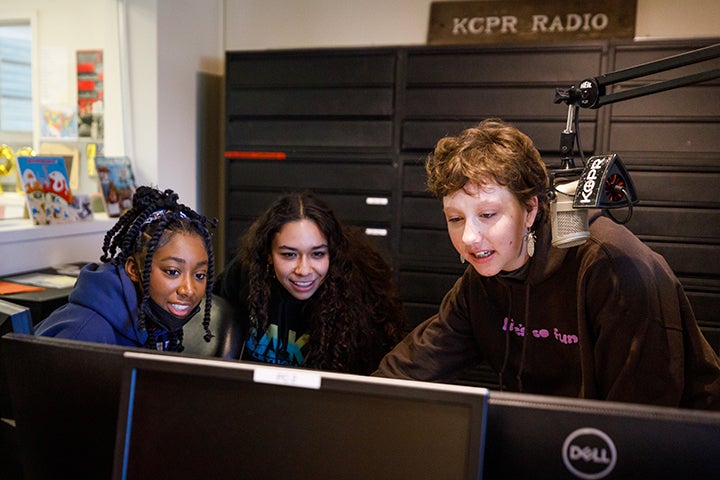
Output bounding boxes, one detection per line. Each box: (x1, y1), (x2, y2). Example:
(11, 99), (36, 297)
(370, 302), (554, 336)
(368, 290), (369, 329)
(100, 186), (218, 351)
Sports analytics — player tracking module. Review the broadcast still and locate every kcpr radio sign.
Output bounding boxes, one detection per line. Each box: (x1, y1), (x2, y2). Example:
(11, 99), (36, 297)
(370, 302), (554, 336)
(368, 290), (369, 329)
(427, 0), (636, 45)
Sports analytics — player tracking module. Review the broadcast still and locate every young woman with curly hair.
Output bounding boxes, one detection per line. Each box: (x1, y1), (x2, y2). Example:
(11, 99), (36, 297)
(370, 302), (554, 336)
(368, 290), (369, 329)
(375, 119), (720, 410)
(213, 192), (405, 375)
(35, 186), (217, 352)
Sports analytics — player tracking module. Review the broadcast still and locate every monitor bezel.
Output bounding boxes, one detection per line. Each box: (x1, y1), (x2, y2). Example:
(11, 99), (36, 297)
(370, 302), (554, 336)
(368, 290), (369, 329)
(112, 352), (490, 480)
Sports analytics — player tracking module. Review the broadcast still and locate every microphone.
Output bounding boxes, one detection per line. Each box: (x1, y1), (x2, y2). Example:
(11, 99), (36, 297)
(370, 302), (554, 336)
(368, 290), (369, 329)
(550, 176), (590, 248)
(547, 104), (637, 248)
(549, 102), (590, 248)
(549, 153), (639, 249)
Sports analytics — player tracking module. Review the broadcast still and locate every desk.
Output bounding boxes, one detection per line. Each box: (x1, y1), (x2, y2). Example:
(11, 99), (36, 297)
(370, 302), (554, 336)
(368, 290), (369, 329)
(0, 263), (87, 324)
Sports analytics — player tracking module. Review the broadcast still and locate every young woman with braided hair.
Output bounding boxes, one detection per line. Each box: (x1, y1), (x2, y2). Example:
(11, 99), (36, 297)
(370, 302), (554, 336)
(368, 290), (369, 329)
(35, 186), (218, 352)
(213, 192), (405, 375)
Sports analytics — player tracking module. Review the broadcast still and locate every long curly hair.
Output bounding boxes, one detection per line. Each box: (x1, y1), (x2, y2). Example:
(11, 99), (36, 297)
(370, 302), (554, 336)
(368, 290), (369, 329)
(241, 192), (405, 374)
(100, 185), (218, 351)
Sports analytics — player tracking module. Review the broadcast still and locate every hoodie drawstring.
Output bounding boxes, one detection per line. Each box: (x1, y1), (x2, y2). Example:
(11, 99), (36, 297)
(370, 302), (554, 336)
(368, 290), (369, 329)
(515, 283), (532, 393)
(498, 287), (513, 391)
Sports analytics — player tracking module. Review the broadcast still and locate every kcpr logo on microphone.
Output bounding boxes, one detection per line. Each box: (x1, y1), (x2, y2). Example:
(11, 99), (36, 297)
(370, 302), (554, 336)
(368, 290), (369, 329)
(572, 153), (638, 210)
(575, 155), (612, 207)
(562, 428), (617, 479)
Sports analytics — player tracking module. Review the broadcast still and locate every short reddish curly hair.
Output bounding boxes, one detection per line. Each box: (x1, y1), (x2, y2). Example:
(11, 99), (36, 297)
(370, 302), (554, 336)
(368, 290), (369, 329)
(425, 118), (550, 226)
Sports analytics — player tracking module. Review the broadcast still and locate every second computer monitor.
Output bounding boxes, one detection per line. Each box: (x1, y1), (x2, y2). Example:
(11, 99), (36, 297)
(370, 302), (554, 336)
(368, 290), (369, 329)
(483, 390), (720, 479)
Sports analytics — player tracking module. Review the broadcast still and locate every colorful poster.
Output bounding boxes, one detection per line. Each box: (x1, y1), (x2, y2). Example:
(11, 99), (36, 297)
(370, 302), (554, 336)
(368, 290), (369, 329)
(40, 104), (78, 139)
(16, 155), (87, 225)
(77, 49), (104, 139)
(94, 156), (136, 217)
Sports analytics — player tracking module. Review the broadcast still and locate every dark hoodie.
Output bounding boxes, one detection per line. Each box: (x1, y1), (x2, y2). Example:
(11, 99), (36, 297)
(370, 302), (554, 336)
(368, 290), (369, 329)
(213, 259), (311, 366)
(34, 262), (149, 347)
(375, 214), (720, 410)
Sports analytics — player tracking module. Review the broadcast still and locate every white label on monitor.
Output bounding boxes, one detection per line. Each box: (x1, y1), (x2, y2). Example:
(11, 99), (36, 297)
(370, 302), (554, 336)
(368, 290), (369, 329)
(364, 228), (388, 237)
(253, 367), (322, 390)
(365, 197), (389, 205)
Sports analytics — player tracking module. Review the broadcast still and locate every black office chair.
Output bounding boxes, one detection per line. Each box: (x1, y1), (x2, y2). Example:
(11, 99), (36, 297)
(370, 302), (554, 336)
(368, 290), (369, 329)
(181, 294), (243, 359)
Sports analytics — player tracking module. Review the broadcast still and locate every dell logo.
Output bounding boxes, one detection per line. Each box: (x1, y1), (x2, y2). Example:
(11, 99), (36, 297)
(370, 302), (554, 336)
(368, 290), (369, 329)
(569, 445), (612, 463)
(562, 428), (617, 479)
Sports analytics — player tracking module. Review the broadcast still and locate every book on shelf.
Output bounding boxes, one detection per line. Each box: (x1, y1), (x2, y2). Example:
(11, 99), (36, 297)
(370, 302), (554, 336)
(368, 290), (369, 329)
(16, 155), (93, 225)
(94, 155), (137, 217)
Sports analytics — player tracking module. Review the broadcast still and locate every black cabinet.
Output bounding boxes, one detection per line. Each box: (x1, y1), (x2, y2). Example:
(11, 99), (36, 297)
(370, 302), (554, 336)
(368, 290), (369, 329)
(224, 49), (399, 260)
(225, 39), (720, 371)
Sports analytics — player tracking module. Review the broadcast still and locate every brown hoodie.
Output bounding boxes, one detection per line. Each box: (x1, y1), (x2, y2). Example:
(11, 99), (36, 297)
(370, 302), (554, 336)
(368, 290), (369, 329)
(375, 213), (720, 410)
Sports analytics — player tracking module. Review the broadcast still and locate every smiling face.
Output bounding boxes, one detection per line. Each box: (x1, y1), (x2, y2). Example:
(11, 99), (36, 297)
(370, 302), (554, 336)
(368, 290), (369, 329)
(126, 231), (209, 317)
(443, 181), (538, 277)
(270, 219), (330, 301)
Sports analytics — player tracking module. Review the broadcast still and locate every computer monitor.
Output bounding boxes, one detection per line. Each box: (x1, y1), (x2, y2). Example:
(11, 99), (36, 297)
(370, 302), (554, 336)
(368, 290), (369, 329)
(0, 333), (148, 480)
(483, 391), (720, 479)
(0, 299), (33, 336)
(0, 301), (33, 419)
(112, 352), (490, 480)
(0, 301), (33, 480)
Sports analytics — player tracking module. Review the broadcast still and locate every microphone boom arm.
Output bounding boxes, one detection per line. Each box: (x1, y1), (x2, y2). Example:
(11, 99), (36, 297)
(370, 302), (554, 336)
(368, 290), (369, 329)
(549, 42), (720, 228)
(556, 42), (720, 109)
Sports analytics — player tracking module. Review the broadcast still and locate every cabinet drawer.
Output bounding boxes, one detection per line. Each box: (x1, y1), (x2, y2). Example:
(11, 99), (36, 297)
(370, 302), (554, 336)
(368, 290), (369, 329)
(227, 191), (393, 224)
(227, 160), (396, 192)
(400, 227), (456, 261)
(406, 48), (603, 84)
(226, 50), (396, 87)
(610, 86), (720, 118)
(609, 122), (720, 154)
(628, 207), (720, 241)
(227, 119), (394, 149)
(402, 120), (596, 152)
(227, 88), (394, 117)
(405, 86), (571, 119)
(402, 197), (445, 229)
(649, 242), (720, 278)
(226, 219), (392, 257)
(630, 171), (720, 207)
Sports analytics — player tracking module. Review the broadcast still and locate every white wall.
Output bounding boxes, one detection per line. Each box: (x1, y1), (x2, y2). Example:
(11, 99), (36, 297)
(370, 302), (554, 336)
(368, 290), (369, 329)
(635, 0), (720, 39)
(124, 0), (224, 206)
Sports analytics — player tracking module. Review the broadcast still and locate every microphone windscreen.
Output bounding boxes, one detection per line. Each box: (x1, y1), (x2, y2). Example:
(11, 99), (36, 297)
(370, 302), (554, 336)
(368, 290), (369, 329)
(551, 179), (590, 248)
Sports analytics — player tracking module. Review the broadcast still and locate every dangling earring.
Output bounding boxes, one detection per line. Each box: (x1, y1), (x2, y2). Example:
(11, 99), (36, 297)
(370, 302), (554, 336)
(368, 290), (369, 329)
(460, 254), (466, 264)
(525, 229), (536, 258)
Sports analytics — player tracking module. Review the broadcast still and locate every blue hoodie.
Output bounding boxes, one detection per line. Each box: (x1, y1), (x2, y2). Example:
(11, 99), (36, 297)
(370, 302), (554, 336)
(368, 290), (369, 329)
(34, 262), (149, 347)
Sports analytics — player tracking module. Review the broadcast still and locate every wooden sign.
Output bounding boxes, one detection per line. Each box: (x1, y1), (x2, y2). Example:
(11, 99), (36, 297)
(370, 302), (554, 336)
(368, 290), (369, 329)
(428, 0), (636, 45)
